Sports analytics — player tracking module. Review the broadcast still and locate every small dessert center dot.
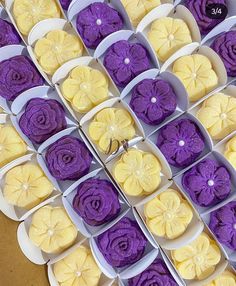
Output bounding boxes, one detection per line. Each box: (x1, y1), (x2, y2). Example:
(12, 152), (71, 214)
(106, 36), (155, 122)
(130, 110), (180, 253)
(168, 34), (174, 41)
(194, 255), (204, 264)
(96, 19), (102, 26)
(151, 97), (157, 103)
(21, 183), (29, 191)
(220, 113), (227, 120)
(192, 73), (197, 79)
(207, 179), (214, 187)
(164, 211), (173, 221)
(80, 82), (90, 91)
(47, 229), (54, 236)
(124, 58), (130, 65)
(178, 140), (185, 147)
(76, 271), (82, 277)
(233, 223), (236, 230)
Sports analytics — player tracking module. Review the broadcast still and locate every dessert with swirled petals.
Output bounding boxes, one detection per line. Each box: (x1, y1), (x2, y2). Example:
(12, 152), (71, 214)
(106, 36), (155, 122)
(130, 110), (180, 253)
(0, 55), (44, 101)
(45, 135), (93, 181)
(76, 2), (123, 49)
(59, 0), (71, 10)
(104, 40), (151, 87)
(73, 178), (121, 226)
(0, 18), (21, 47)
(205, 271), (236, 286)
(19, 98), (67, 144)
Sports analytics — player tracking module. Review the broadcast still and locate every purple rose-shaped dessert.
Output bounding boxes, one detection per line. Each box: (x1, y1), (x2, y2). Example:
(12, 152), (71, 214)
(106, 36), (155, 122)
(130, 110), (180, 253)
(19, 98), (67, 144)
(209, 201), (236, 250)
(45, 135), (93, 181)
(185, 0), (227, 35)
(104, 40), (151, 87)
(157, 119), (205, 168)
(182, 158), (231, 207)
(0, 18), (21, 47)
(97, 217), (147, 268)
(0, 55), (44, 101)
(73, 178), (121, 226)
(128, 258), (178, 286)
(76, 2), (123, 49)
(60, 0), (71, 10)
(211, 31), (236, 77)
(130, 79), (177, 125)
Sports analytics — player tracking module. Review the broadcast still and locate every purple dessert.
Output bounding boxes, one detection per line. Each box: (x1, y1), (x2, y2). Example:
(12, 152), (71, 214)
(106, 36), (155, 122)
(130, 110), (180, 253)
(0, 18), (21, 47)
(76, 2), (123, 48)
(45, 135), (93, 181)
(182, 158), (231, 207)
(128, 258), (178, 286)
(59, 0), (71, 10)
(19, 98), (67, 144)
(73, 178), (121, 226)
(185, 0), (227, 35)
(209, 201), (236, 250)
(0, 55), (44, 101)
(130, 79), (177, 125)
(157, 119), (205, 168)
(211, 31), (236, 77)
(97, 217), (147, 268)
(104, 40), (151, 87)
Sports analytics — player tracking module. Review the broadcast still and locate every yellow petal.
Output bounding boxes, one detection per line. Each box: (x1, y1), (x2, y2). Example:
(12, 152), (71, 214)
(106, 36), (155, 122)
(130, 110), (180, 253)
(144, 197), (167, 219)
(113, 162), (132, 183)
(123, 175), (143, 196)
(147, 217), (165, 237)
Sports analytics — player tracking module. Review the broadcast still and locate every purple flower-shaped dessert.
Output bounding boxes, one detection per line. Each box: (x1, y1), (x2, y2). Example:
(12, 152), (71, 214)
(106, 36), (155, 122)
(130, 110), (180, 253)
(182, 159), (231, 207)
(128, 258), (177, 286)
(209, 201), (236, 250)
(45, 135), (93, 181)
(0, 18), (21, 47)
(104, 40), (151, 87)
(76, 2), (123, 48)
(97, 217), (147, 268)
(60, 0), (71, 10)
(73, 178), (121, 226)
(0, 55), (44, 101)
(211, 31), (236, 77)
(185, 0), (227, 35)
(19, 98), (67, 144)
(157, 119), (205, 168)
(130, 79), (177, 125)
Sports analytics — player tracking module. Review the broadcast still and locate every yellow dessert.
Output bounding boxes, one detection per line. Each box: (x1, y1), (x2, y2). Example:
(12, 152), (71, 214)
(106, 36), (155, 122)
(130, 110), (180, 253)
(171, 233), (221, 281)
(3, 163), (53, 209)
(13, 0), (61, 36)
(61, 66), (109, 113)
(113, 148), (161, 196)
(53, 245), (102, 286)
(172, 54), (218, 102)
(121, 0), (161, 27)
(224, 136), (236, 169)
(148, 17), (192, 62)
(0, 124), (27, 168)
(34, 30), (83, 75)
(88, 107), (136, 154)
(144, 189), (193, 239)
(197, 93), (236, 140)
(205, 271), (236, 286)
(29, 205), (77, 254)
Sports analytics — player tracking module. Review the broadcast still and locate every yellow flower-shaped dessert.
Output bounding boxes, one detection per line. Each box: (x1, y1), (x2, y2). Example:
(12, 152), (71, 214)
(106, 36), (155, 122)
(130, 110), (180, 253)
(53, 246), (102, 286)
(13, 0), (61, 36)
(224, 136), (236, 169)
(121, 0), (161, 27)
(3, 163), (53, 209)
(172, 54), (218, 102)
(197, 93), (236, 140)
(171, 233), (221, 281)
(205, 271), (236, 286)
(0, 125), (27, 168)
(29, 205), (77, 254)
(34, 30), (83, 75)
(88, 107), (136, 154)
(144, 189), (193, 239)
(61, 66), (109, 113)
(148, 17), (192, 62)
(113, 148), (161, 196)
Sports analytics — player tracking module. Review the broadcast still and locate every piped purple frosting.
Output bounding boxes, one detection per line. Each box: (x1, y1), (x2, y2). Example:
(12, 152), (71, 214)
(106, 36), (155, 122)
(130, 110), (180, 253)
(73, 178), (121, 226)
(104, 40), (151, 87)
(130, 79), (177, 125)
(182, 158), (231, 207)
(0, 18), (21, 47)
(97, 217), (147, 268)
(59, 0), (71, 10)
(45, 135), (93, 181)
(76, 2), (123, 48)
